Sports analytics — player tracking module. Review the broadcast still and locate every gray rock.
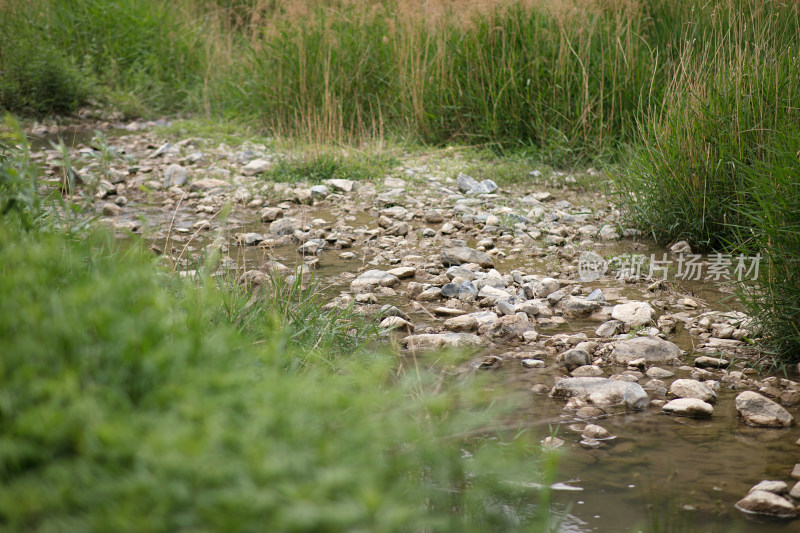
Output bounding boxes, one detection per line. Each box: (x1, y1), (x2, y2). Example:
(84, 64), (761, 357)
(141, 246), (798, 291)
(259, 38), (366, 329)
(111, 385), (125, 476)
(402, 333), (482, 351)
(310, 185), (329, 198)
(260, 207), (283, 222)
(582, 424), (612, 440)
(445, 266), (476, 281)
(749, 480), (789, 495)
(163, 164), (187, 187)
(269, 217), (300, 236)
(189, 178), (229, 191)
(595, 319), (624, 338)
(662, 398), (713, 418)
(735, 490), (797, 519)
(497, 299), (516, 316)
(327, 178), (356, 193)
(563, 297), (600, 318)
(735, 391), (794, 427)
(670, 379), (717, 403)
(386, 266), (416, 279)
(571, 365), (604, 377)
(611, 301), (655, 327)
(670, 240), (693, 254)
(350, 270), (401, 291)
(694, 356), (730, 368)
(612, 336), (681, 365)
(522, 358), (545, 368)
(241, 159), (270, 176)
(558, 348), (591, 370)
(485, 314), (534, 341)
(646, 367), (675, 379)
(441, 246), (494, 268)
(585, 288), (606, 303)
(456, 173), (497, 195)
(237, 232), (264, 245)
(536, 277), (560, 298)
(298, 239), (325, 254)
(550, 377), (650, 410)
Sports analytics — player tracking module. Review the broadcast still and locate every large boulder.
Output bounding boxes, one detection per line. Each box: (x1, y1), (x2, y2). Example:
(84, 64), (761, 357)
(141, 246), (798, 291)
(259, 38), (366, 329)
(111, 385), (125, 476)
(735, 391), (794, 427)
(440, 247), (494, 268)
(612, 336), (681, 365)
(550, 377), (650, 410)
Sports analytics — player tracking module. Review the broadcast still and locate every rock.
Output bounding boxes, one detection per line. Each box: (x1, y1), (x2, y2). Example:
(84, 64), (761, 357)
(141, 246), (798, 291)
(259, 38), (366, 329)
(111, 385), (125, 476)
(189, 178), (229, 191)
(611, 302), (655, 327)
(380, 316), (414, 332)
(236, 232), (264, 245)
(670, 240), (693, 254)
(662, 398), (714, 418)
(790, 481), (800, 499)
(550, 377), (649, 410)
(387, 266), (416, 279)
(456, 173), (497, 195)
(402, 333), (482, 351)
(595, 319), (623, 338)
(485, 314), (534, 341)
(536, 277), (561, 298)
(269, 217), (300, 236)
(646, 367), (675, 379)
(522, 358), (545, 368)
(563, 297), (600, 318)
(101, 202), (121, 216)
(735, 391), (794, 427)
(350, 270), (400, 290)
(558, 348), (591, 370)
(424, 210), (444, 223)
(571, 365), (604, 377)
(440, 246), (494, 268)
(416, 287), (442, 301)
(260, 207), (282, 222)
(749, 480), (789, 495)
(241, 159), (270, 175)
(735, 490), (797, 519)
(541, 436), (564, 449)
(327, 178), (356, 193)
(298, 239), (325, 254)
(310, 185), (329, 198)
(612, 336), (681, 365)
(669, 379), (717, 403)
(694, 356), (730, 368)
(163, 164), (187, 187)
(582, 424), (612, 440)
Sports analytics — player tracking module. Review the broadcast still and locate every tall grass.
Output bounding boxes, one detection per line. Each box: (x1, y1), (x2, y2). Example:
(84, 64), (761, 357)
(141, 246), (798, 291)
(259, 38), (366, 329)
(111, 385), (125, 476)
(613, 1), (800, 361)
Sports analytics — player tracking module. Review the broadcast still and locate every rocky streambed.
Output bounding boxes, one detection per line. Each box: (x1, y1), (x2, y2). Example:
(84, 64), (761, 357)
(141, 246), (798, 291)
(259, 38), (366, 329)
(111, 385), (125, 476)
(27, 120), (800, 531)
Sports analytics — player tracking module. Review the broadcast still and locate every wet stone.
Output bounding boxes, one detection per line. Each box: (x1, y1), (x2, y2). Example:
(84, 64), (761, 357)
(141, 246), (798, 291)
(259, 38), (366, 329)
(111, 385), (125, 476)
(735, 391), (794, 427)
(735, 490), (798, 519)
(611, 336), (682, 365)
(669, 379), (717, 403)
(662, 398), (714, 418)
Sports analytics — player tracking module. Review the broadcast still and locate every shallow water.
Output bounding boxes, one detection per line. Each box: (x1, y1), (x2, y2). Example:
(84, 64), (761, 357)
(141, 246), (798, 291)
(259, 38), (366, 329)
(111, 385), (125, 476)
(116, 194), (799, 532)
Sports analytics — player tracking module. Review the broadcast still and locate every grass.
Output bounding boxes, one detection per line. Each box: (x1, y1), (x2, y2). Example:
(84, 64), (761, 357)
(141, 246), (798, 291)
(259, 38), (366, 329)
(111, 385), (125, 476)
(0, 116), (558, 531)
(264, 151), (400, 185)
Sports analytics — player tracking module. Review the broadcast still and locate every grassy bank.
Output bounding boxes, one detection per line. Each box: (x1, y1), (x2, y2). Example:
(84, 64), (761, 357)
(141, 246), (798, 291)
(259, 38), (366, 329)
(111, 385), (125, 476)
(0, 122), (555, 531)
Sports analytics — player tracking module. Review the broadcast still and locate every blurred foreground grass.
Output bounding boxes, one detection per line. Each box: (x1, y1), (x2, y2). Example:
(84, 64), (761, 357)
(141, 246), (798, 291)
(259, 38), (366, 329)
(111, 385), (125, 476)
(0, 120), (555, 532)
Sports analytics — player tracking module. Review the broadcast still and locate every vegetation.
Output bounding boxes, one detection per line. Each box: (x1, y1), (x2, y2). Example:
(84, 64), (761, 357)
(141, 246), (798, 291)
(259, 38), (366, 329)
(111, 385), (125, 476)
(0, 121), (556, 531)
